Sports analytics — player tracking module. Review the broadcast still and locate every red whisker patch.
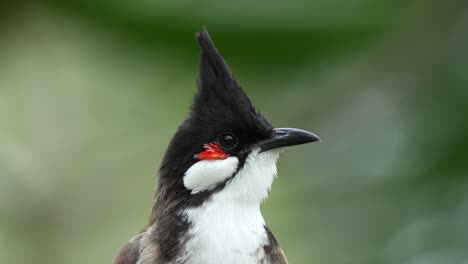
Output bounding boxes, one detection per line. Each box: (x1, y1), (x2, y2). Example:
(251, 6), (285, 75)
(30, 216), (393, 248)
(194, 142), (229, 160)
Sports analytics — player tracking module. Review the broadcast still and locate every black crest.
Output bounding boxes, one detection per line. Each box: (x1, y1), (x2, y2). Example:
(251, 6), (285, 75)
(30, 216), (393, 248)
(192, 29), (272, 137)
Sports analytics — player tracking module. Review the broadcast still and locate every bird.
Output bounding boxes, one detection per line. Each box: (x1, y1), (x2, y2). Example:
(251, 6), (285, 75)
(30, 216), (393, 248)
(113, 28), (320, 264)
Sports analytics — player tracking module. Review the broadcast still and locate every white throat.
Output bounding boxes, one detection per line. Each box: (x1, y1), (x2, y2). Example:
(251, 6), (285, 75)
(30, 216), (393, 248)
(179, 150), (280, 264)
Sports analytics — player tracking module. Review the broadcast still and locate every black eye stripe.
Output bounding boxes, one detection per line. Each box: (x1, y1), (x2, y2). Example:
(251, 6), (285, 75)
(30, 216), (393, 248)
(216, 132), (238, 150)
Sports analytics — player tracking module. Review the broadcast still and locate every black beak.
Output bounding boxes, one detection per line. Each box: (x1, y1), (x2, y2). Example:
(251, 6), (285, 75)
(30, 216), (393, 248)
(256, 128), (320, 153)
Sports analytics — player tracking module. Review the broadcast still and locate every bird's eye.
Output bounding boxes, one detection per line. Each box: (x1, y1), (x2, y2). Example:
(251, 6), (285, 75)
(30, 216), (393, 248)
(216, 132), (238, 150)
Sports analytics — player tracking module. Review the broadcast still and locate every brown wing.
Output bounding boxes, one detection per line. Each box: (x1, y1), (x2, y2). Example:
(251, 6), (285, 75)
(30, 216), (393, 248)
(113, 233), (143, 264)
(262, 225), (288, 264)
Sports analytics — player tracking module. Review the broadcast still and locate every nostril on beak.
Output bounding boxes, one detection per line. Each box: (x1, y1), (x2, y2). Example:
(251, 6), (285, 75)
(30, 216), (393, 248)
(273, 129), (287, 137)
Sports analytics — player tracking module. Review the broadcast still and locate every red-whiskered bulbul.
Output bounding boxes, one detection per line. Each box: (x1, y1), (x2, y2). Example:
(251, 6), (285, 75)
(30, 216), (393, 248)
(114, 28), (320, 264)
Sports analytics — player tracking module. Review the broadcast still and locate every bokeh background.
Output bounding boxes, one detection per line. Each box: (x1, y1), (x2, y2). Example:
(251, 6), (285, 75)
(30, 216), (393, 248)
(1, 0), (468, 263)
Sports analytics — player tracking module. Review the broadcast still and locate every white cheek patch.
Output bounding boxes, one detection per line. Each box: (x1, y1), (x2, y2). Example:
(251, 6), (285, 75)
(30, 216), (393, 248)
(183, 157), (239, 194)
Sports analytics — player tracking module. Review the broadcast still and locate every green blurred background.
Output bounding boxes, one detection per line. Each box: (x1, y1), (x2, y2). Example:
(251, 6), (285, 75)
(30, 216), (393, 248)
(1, 0), (468, 263)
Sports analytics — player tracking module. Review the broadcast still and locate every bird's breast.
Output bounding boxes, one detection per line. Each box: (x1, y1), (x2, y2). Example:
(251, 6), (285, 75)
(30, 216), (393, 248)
(179, 202), (268, 264)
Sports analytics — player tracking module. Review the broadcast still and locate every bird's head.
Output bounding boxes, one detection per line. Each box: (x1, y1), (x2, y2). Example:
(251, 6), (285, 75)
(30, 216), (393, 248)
(157, 29), (319, 207)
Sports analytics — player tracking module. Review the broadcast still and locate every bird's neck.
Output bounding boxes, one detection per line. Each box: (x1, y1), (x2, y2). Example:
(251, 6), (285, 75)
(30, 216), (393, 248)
(149, 150), (280, 263)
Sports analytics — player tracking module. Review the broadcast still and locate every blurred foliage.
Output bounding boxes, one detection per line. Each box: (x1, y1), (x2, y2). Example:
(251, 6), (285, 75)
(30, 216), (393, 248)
(1, 0), (468, 263)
